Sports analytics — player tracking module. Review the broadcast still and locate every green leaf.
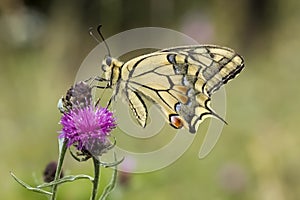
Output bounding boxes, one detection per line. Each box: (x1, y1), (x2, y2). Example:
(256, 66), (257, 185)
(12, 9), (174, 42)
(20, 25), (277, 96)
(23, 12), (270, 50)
(38, 174), (94, 188)
(10, 172), (52, 196)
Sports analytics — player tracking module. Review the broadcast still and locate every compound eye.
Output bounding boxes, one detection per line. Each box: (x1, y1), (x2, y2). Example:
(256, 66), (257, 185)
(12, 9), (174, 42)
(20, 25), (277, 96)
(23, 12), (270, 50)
(106, 57), (112, 66)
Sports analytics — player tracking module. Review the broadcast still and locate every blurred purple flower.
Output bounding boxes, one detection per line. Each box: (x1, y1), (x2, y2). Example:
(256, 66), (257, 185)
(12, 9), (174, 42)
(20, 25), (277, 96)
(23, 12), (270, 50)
(180, 12), (215, 43)
(43, 161), (64, 183)
(59, 104), (116, 155)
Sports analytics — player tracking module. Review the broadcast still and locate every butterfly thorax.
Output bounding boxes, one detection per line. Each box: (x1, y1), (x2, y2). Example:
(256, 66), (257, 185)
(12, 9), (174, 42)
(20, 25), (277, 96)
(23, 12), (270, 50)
(101, 56), (124, 86)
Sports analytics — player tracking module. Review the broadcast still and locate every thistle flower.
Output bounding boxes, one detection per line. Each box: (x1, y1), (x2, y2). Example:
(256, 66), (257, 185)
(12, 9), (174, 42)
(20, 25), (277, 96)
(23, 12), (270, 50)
(59, 104), (117, 157)
(58, 81), (92, 113)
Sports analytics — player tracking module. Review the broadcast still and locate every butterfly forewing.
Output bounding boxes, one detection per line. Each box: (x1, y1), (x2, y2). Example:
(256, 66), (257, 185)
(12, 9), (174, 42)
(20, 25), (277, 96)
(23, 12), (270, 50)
(161, 45), (244, 96)
(107, 45), (244, 133)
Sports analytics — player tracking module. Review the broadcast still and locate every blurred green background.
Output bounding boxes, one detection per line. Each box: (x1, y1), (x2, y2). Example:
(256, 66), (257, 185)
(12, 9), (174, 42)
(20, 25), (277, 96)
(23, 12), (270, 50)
(1, 0), (300, 199)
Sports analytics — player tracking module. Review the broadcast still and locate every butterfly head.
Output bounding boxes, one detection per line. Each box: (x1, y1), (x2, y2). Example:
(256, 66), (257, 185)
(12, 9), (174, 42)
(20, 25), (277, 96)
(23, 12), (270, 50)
(101, 56), (123, 85)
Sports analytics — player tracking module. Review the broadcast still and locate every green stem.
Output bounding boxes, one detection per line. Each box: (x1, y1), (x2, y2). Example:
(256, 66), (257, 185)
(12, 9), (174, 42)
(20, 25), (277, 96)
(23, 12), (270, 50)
(91, 156), (101, 200)
(51, 139), (68, 200)
(99, 163), (118, 200)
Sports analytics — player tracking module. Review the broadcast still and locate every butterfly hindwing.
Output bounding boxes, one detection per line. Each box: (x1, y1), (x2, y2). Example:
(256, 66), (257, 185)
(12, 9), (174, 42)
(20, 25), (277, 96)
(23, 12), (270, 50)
(121, 54), (185, 129)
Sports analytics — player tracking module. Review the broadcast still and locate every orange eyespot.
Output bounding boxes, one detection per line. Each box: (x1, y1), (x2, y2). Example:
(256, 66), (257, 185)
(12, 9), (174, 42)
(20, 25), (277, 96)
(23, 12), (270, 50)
(169, 115), (184, 129)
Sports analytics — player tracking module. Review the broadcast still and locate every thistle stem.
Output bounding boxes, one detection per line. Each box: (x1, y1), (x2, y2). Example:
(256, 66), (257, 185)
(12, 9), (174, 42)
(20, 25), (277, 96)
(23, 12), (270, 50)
(91, 156), (101, 200)
(51, 139), (68, 200)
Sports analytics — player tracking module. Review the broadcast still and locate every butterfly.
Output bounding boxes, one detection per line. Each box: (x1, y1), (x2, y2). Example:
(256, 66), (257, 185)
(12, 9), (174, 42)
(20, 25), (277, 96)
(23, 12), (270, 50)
(98, 44), (244, 134)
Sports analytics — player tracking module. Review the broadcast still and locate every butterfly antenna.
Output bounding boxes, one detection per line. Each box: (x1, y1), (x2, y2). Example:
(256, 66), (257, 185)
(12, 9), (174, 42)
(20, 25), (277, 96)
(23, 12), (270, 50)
(97, 24), (111, 56)
(89, 27), (101, 43)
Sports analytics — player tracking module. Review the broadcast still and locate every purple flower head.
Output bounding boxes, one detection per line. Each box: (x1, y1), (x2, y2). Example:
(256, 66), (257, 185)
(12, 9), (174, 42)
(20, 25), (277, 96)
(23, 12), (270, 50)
(59, 104), (116, 156)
